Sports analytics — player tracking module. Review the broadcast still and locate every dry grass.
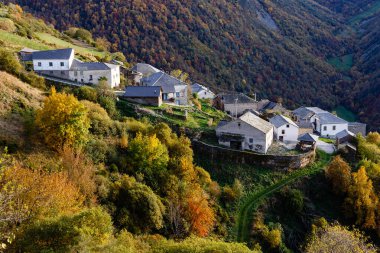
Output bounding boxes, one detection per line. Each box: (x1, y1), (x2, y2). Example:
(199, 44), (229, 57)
(0, 71), (44, 145)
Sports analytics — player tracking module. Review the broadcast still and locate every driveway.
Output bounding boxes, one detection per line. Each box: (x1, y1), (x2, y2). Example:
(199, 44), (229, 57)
(316, 140), (336, 154)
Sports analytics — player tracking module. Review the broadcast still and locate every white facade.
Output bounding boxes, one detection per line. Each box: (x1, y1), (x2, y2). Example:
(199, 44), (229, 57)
(196, 89), (215, 99)
(316, 122), (348, 138)
(68, 66), (120, 88)
(273, 124), (299, 142)
(216, 113), (274, 154)
(33, 51), (74, 71)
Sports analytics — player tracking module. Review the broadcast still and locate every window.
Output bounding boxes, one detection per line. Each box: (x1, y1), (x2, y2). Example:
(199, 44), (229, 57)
(81, 79), (84, 83)
(61, 71), (64, 75)
(49, 62), (53, 67)
(286, 124), (289, 128)
(333, 125), (336, 130)
(176, 92), (180, 98)
(80, 71), (84, 75)
(249, 138), (253, 143)
(74, 71), (78, 76)
(238, 122), (241, 127)
(38, 62), (41, 67)
(282, 130), (285, 134)
(323, 126), (327, 131)
(89, 75), (93, 81)
(60, 62), (64, 67)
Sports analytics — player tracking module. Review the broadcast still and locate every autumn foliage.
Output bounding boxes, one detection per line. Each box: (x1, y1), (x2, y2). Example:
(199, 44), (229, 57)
(36, 87), (90, 150)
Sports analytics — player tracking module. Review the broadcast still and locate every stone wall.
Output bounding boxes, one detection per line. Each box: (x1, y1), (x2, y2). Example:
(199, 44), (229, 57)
(192, 140), (315, 170)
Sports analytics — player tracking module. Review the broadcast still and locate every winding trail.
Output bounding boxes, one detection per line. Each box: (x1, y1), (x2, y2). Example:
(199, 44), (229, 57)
(235, 151), (331, 243)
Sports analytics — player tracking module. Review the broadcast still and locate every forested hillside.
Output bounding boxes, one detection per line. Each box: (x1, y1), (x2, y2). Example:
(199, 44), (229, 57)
(7, 0), (351, 110)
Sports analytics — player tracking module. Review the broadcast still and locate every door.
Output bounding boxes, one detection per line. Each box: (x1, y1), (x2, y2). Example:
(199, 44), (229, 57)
(230, 141), (242, 150)
(279, 136), (284, 142)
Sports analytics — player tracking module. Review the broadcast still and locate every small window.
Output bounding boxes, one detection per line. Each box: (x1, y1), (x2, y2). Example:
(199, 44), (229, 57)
(282, 130), (285, 134)
(238, 122), (241, 127)
(81, 79), (84, 83)
(60, 62), (64, 67)
(49, 62), (53, 67)
(176, 92), (180, 98)
(333, 125), (336, 131)
(286, 124), (289, 128)
(38, 62), (41, 67)
(89, 75), (93, 80)
(323, 126), (327, 131)
(249, 138), (253, 143)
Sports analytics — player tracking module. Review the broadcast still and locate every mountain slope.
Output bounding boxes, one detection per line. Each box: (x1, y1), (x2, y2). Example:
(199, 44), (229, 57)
(9, 0), (351, 109)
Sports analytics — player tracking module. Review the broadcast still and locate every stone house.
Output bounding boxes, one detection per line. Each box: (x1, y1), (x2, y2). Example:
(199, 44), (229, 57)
(123, 86), (163, 106)
(269, 115), (299, 143)
(213, 93), (257, 117)
(215, 111), (274, 153)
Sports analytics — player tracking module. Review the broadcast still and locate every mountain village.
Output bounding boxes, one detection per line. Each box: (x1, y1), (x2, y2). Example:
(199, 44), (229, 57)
(19, 47), (367, 157)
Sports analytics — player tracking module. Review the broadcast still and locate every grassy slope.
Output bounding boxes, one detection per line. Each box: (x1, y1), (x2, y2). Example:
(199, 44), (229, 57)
(0, 71), (44, 147)
(327, 54), (353, 71)
(235, 151), (331, 243)
(36, 32), (105, 58)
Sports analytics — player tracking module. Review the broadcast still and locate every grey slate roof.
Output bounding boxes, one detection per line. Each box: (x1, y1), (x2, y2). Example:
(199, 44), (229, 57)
(293, 107), (316, 119)
(239, 112), (273, 133)
(217, 93), (256, 104)
(191, 83), (214, 94)
(336, 129), (355, 139)
(32, 48), (73, 60)
(269, 115), (298, 128)
(141, 71), (187, 93)
(131, 63), (160, 76)
(318, 112), (347, 125)
(124, 86), (162, 98)
(71, 59), (118, 71)
(298, 133), (319, 142)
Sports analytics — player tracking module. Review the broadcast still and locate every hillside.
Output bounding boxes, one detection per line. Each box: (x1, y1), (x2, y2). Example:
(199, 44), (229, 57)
(0, 71), (43, 148)
(7, 0), (352, 110)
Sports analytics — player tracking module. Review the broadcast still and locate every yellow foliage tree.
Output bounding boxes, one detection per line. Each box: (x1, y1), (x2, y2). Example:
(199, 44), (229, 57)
(345, 167), (378, 229)
(325, 156), (352, 195)
(36, 88), (90, 150)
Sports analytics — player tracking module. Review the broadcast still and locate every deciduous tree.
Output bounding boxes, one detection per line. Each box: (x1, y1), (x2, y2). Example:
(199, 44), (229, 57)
(36, 88), (90, 150)
(325, 155), (352, 195)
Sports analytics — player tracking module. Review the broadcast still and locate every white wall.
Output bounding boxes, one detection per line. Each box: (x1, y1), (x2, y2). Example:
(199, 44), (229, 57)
(274, 124), (299, 142)
(216, 120), (273, 154)
(33, 51), (74, 71)
(68, 67), (120, 88)
(319, 123), (348, 138)
(197, 90), (214, 99)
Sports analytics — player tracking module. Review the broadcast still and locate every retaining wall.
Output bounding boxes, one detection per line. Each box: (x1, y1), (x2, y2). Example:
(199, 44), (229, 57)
(192, 140), (315, 170)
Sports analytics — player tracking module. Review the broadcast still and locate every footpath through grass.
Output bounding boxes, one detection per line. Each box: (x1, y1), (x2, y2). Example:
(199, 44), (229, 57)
(235, 151), (331, 243)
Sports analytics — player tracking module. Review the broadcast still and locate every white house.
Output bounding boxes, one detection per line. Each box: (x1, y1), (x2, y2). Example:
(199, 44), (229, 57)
(23, 48), (120, 88)
(69, 59), (120, 88)
(191, 83), (215, 99)
(292, 107), (348, 138)
(141, 71), (189, 105)
(269, 115), (299, 143)
(32, 48), (75, 71)
(216, 111), (274, 153)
